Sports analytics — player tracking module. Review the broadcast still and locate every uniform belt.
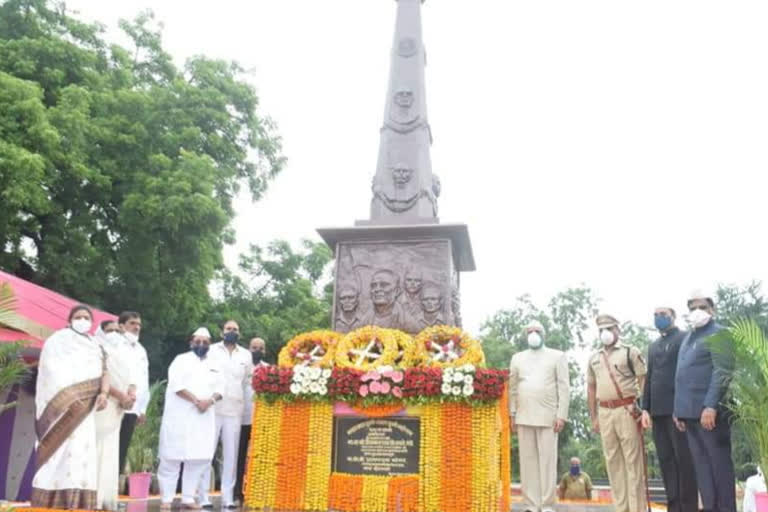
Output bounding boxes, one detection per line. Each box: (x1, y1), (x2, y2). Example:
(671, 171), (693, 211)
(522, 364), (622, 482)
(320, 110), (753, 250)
(599, 396), (636, 409)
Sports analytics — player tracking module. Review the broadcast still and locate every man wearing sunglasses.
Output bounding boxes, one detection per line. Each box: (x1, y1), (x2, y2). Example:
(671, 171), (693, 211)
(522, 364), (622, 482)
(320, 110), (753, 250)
(641, 307), (698, 512)
(674, 291), (736, 512)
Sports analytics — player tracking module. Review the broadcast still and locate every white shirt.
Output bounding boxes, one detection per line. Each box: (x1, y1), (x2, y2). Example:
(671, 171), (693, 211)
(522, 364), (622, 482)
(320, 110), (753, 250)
(508, 347), (570, 427)
(242, 361), (269, 425)
(110, 333), (150, 416)
(743, 471), (766, 512)
(158, 351), (223, 461)
(208, 342), (252, 417)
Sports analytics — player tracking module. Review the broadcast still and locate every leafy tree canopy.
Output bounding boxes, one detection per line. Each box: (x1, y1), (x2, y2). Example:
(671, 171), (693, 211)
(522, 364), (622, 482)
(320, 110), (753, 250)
(0, 0), (284, 342)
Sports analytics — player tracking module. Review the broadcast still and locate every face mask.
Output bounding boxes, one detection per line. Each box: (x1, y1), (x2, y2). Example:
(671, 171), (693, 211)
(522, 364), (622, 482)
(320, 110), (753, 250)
(125, 331), (139, 344)
(223, 331), (239, 345)
(191, 345), (209, 358)
(252, 350), (263, 365)
(71, 318), (92, 334)
(654, 315), (673, 331)
(570, 465), (581, 476)
(105, 332), (123, 345)
(600, 329), (616, 346)
(527, 332), (543, 349)
(688, 308), (712, 328)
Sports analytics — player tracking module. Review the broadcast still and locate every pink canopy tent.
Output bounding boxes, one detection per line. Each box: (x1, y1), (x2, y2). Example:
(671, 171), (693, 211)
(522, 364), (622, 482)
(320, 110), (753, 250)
(0, 270), (118, 502)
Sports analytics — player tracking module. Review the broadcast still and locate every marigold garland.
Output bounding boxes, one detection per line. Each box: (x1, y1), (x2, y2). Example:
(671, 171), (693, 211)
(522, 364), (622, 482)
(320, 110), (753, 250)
(387, 475), (420, 512)
(335, 326), (399, 370)
(351, 401), (406, 417)
(499, 385), (512, 512)
(440, 403), (473, 512)
(278, 329), (340, 367)
(415, 325), (486, 368)
(390, 328), (424, 367)
(243, 399), (283, 508)
(328, 473), (363, 511)
(303, 401), (333, 510)
(420, 404), (442, 512)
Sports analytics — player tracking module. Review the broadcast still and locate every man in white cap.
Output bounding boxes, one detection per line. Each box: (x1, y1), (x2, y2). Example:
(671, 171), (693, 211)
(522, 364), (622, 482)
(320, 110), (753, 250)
(674, 290), (736, 512)
(509, 319), (570, 512)
(587, 314), (647, 512)
(199, 320), (252, 508)
(157, 327), (223, 510)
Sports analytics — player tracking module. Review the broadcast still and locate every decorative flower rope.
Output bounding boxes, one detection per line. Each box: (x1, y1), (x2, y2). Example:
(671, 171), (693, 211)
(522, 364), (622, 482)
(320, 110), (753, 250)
(278, 330), (340, 367)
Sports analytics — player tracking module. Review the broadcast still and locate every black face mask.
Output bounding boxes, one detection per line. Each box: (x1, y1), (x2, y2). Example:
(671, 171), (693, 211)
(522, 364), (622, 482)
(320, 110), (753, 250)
(191, 345), (209, 358)
(223, 331), (239, 345)
(251, 350), (263, 365)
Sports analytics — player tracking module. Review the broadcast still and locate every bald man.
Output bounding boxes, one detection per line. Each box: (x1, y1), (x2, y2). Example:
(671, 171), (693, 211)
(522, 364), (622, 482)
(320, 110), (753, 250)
(234, 337), (269, 503)
(559, 457), (593, 500)
(509, 320), (570, 512)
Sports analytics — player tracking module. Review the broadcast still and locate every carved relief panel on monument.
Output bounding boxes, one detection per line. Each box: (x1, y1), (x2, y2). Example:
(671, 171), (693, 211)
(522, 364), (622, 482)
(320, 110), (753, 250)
(333, 240), (457, 334)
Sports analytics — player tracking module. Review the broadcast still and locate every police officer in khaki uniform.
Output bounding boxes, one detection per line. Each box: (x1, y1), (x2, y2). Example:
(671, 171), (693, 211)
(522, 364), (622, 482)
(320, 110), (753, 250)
(587, 314), (648, 512)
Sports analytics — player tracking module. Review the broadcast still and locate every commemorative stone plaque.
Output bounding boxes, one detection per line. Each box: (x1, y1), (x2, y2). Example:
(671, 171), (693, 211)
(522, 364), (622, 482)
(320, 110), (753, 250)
(332, 417), (420, 476)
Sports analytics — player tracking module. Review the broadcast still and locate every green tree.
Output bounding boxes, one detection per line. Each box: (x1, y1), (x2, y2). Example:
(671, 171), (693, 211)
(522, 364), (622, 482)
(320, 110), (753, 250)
(0, 1), (284, 353)
(204, 240), (333, 366)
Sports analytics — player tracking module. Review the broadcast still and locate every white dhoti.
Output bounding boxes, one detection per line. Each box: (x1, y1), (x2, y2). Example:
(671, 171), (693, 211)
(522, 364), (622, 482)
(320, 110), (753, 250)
(198, 414), (242, 506)
(518, 425), (558, 511)
(158, 459), (209, 504)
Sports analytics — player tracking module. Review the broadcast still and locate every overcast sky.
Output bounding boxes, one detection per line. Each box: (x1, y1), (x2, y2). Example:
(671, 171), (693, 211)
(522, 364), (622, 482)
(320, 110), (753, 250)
(66, 0), (768, 337)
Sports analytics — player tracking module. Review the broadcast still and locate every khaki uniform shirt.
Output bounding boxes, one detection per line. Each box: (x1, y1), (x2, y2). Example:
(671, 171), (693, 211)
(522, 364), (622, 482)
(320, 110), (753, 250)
(509, 347), (570, 426)
(559, 472), (593, 500)
(587, 342), (647, 401)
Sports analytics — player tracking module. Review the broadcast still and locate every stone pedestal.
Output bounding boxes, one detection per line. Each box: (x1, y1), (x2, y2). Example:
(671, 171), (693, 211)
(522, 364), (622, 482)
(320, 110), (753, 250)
(317, 224), (474, 334)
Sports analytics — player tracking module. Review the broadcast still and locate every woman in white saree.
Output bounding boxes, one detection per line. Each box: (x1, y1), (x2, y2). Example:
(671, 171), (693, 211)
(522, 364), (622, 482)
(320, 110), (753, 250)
(94, 320), (136, 511)
(31, 305), (109, 510)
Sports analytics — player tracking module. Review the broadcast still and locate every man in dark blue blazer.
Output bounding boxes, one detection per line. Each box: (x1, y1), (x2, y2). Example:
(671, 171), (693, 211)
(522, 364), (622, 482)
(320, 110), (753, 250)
(674, 290), (736, 512)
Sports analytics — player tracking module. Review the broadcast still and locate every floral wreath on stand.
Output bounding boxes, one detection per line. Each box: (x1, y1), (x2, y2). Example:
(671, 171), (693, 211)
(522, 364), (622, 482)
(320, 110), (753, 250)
(415, 325), (485, 368)
(335, 326), (399, 370)
(390, 329), (424, 368)
(278, 330), (340, 368)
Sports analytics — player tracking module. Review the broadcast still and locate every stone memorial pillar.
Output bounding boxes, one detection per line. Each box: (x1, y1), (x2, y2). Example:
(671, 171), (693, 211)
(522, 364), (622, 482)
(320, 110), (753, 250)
(318, 0), (474, 335)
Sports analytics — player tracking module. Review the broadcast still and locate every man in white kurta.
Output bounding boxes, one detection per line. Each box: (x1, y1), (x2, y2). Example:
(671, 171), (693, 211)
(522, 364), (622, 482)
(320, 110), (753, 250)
(198, 320), (252, 508)
(509, 320), (570, 512)
(158, 328), (223, 509)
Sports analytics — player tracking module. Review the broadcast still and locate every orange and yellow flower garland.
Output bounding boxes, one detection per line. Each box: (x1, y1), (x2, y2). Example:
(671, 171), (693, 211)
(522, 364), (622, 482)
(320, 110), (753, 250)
(244, 398), (510, 512)
(499, 386), (512, 512)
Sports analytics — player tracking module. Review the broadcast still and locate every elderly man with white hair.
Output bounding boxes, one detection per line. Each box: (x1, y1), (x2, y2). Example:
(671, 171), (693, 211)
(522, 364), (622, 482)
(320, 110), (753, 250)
(158, 327), (224, 510)
(509, 320), (570, 512)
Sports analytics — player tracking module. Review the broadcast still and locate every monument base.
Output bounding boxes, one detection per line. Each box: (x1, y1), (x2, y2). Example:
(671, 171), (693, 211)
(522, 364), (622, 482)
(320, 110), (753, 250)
(243, 397), (510, 512)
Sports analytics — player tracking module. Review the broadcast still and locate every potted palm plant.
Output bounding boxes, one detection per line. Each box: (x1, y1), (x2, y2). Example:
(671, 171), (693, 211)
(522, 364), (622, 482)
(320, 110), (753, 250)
(710, 319), (768, 512)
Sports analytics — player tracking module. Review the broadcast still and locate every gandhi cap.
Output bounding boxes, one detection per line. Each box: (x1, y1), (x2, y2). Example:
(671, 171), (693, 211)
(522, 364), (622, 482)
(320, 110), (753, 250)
(192, 327), (211, 339)
(687, 289), (715, 308)
(596, 314), (619, 329)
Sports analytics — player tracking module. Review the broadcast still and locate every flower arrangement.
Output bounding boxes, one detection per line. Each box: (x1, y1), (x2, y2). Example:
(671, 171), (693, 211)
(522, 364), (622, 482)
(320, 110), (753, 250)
(254, 365), (507, 405)
(290, 365), (332, 396)
(358, 365), (404, 400)
(335, 326), (399, 370)
(277, 330), (340, 368)
(415, 325), (486, 367)
(441, 364), (475, 397)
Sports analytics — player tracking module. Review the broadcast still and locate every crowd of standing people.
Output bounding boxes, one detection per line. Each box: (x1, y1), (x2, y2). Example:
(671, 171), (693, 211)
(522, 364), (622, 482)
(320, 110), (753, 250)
(509, 290), (739, 512)
(30, 306), (266, 510)
(28, 288), (749, 512)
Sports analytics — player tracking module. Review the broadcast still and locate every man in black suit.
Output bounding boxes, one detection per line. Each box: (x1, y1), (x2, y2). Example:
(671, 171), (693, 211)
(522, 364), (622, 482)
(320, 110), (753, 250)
(641, 307), (698, 512)
(674, 291), (736, 512)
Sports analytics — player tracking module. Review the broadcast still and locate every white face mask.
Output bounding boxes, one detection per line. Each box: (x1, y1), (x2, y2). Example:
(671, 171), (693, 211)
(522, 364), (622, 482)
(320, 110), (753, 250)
(71, 318), (92, 335)
(125, 331), (139, 344)
(105, 332), (123, 345)
(688, 308), (712, 328)
(527, 332), (543, 349)
(600, 329), (616, 346)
